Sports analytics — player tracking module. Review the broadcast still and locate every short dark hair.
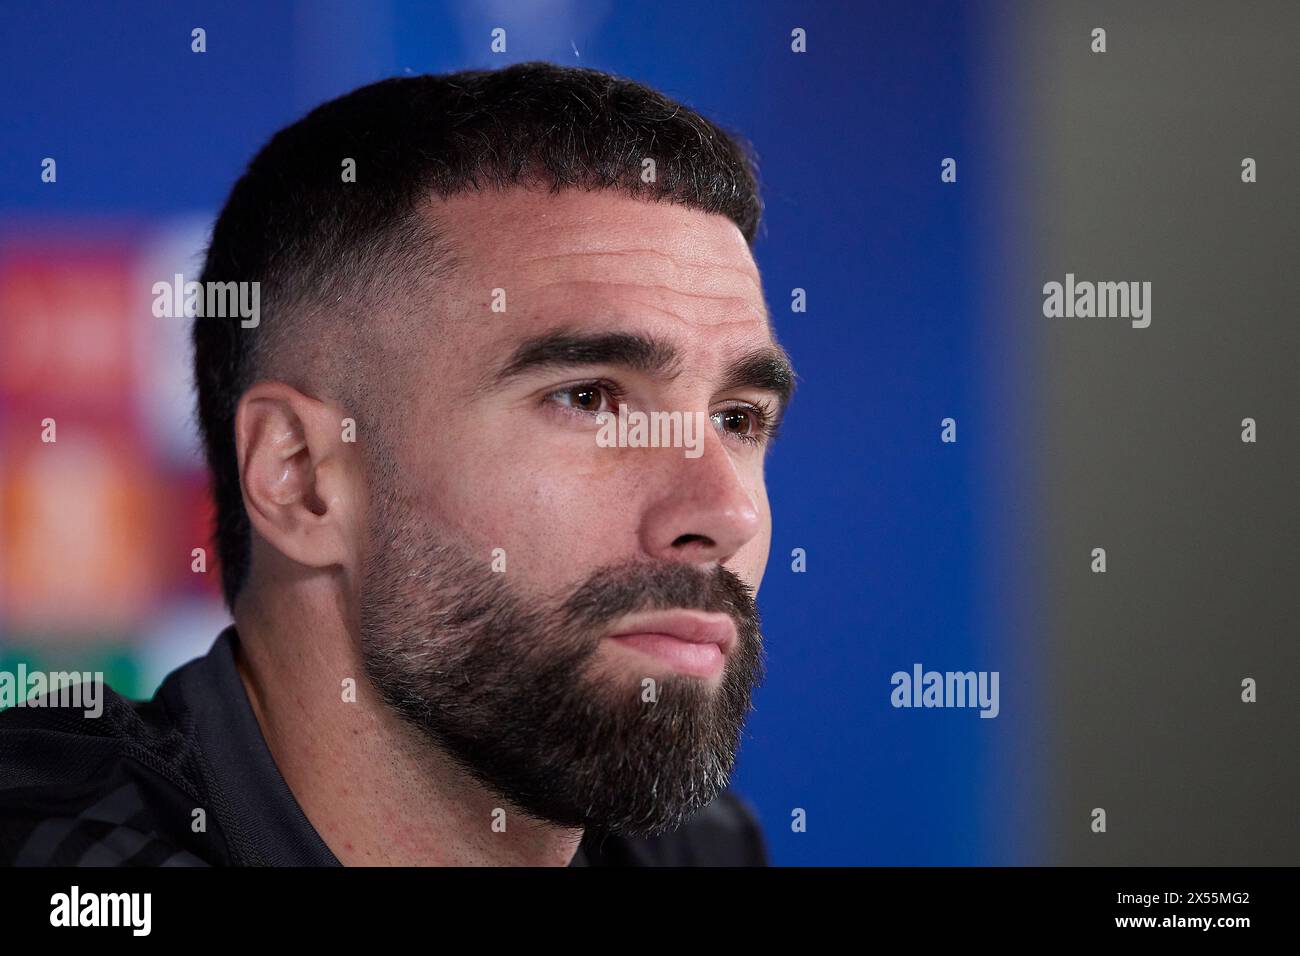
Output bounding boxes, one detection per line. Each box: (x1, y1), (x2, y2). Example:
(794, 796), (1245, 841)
(193, 61), (765, 610)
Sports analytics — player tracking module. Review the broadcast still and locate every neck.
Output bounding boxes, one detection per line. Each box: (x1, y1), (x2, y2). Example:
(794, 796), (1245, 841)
(231, 579), (583, 866)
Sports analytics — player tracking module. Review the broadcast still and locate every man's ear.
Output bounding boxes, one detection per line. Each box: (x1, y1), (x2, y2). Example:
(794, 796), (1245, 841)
(234, 380), (360, 576)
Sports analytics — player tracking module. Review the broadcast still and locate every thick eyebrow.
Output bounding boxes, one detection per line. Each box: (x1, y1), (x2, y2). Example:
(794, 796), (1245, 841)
(718, 346), (797, 413)
(491, 330), (682, 384)
(488, 328), (796, 419)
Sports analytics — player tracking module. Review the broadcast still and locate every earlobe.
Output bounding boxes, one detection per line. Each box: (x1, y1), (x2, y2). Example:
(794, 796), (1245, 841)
(235, 381), (354, 571)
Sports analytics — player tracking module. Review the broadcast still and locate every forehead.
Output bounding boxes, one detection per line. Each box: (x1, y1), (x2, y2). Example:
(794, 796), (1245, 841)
(423, 187), (771, 354)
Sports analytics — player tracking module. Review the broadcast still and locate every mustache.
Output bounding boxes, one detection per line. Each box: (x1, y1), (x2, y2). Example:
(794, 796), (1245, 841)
(558, 560), (761, 635)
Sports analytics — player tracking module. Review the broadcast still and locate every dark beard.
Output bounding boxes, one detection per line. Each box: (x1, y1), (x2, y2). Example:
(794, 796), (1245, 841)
(356, 497), (765, 838)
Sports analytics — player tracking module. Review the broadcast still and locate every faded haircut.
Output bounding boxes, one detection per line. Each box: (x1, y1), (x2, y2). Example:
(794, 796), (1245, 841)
(193, 61), (764, 609)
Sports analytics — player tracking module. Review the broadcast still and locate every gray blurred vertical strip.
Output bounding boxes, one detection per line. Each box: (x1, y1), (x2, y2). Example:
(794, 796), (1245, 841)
(1024, 1), (1300, 863)
(972, 0), (1052, 865)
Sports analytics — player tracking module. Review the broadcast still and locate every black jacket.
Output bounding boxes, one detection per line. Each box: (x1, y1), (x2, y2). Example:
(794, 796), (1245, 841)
(0, 627), (767, 866)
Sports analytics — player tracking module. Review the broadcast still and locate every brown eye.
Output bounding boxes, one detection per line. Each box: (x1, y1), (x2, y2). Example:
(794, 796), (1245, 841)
(547, 382), (617, 416)
(716, 409), (751, 435)
(568, 385), (603, 412)
(711, 404), (774, 446)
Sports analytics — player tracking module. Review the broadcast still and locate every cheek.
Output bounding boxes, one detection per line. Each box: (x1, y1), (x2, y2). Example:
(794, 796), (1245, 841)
(419, 419), (645, 581)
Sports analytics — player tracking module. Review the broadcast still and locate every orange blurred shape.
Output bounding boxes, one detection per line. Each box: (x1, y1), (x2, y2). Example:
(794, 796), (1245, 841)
(1, 432), (160, 637)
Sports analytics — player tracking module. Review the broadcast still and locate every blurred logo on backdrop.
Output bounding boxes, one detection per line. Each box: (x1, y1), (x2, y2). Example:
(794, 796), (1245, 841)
(0, 221), (230, 700)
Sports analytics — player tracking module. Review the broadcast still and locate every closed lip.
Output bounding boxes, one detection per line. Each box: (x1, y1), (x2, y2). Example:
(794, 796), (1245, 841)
(604, 609), (737, 656)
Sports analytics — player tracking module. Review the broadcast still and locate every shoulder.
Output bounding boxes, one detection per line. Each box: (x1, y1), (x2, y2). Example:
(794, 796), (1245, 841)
(0, 682), (222, 866)
(577, 790), (769, 866)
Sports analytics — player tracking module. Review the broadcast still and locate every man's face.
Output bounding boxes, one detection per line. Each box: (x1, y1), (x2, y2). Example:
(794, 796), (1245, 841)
(356, 187), (789, 836)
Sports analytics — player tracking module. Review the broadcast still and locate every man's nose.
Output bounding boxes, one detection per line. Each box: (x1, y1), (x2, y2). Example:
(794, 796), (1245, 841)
(635, 425), (763, 565)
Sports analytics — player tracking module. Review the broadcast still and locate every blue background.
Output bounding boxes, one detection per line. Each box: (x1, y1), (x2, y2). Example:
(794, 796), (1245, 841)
(0, 0), (1036, 865)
